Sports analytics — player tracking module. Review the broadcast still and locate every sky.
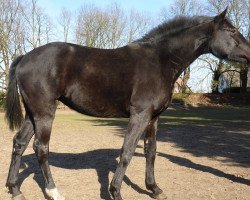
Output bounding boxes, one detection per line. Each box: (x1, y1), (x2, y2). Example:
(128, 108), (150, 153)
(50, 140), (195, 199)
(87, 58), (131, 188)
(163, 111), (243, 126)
(40, 0), (174, 18)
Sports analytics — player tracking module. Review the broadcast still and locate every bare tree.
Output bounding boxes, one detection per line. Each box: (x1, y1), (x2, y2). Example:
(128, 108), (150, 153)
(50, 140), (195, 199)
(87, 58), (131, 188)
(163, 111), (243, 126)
(106, 3), (126, 48)
(126, 10), (152, 43)
(0, 0), (53, 91)
(0, 0), (24, 91)
(75, 3), (129, 48)
(21, 0), (53, 50)
(58, 7), (72, 42)
(75, 4), (109, 48)
(206, 0), (228, 14)
(161, 0), (205, 20)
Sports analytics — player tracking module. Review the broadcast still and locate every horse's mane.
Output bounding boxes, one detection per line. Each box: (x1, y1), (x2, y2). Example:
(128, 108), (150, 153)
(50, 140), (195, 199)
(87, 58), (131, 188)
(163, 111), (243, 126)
(135, 15), (213, 44)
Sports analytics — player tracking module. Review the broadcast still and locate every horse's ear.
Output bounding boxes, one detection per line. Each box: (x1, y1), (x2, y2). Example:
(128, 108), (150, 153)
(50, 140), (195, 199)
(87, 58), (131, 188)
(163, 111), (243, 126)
(214, 7), (228, 24)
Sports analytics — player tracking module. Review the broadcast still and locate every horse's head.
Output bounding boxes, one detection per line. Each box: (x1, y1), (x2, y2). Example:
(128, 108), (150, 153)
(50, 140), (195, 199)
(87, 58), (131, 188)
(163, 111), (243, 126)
(209, 8), (250, 64)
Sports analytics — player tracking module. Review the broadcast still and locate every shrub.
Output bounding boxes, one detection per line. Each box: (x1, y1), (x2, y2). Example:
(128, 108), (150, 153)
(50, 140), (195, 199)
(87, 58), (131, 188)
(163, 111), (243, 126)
(222, 87), (250, 93)
(172, 93), (191, 105)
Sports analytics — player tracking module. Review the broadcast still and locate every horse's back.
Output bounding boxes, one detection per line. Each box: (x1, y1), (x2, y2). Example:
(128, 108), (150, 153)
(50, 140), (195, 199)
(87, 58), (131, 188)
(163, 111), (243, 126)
(16, 42), (136, 117)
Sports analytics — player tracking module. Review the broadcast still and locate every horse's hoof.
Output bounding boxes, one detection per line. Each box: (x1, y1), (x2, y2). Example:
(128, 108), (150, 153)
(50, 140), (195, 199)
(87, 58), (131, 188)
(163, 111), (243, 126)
(113, 197), (123, 200)
(12, 194), (26, 200)
(45, 188), (65, 200)
(152, 192), (167, 200)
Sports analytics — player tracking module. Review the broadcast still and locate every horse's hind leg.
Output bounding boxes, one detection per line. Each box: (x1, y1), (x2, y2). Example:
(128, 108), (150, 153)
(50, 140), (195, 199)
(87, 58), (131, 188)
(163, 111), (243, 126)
(144, 117), (166, 200)
(32, 104), (64, 200)
(6, 115), (34, 200)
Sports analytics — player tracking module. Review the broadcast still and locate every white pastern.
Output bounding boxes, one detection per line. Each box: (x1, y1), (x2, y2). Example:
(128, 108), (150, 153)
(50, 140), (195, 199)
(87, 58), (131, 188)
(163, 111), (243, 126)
(45, 188), (65, 200)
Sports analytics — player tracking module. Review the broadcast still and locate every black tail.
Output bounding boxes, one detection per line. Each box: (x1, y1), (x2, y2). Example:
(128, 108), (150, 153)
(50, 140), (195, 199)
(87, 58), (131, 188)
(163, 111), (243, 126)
(4, 55), (24, 131)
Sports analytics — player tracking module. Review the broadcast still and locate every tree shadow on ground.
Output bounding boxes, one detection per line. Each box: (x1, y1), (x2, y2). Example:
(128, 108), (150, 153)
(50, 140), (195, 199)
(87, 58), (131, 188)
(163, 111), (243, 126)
(18, 107), (250, 199)
(21, 149), (150, 200)
(86, 107), (250, 168)
(158, 152), (250, 186)
(157, 107), (250, 168)
(83, 107), (250, 185)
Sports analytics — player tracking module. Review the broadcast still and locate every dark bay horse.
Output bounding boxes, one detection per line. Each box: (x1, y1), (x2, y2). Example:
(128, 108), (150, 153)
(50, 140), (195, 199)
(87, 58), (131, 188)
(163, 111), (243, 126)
(5, 9), (250, 200)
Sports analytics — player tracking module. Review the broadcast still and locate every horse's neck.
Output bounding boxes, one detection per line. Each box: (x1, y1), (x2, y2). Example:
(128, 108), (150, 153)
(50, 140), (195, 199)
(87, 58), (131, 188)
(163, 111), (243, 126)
(170, 35), (207, 64)
(158, 28), (210, 84)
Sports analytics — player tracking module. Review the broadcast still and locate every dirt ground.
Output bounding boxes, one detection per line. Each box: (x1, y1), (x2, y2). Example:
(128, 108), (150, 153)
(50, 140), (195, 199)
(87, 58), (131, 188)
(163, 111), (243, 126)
(0, 107), (249, 200)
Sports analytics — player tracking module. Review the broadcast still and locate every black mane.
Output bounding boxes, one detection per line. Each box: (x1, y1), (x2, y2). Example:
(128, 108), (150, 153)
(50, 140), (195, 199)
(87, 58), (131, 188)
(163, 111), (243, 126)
(135, 15), (213, 43)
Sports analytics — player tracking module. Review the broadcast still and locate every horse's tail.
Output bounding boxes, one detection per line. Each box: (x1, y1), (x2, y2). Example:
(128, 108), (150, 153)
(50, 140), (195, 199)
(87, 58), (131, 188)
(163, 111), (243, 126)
(4, 55), (24, 131)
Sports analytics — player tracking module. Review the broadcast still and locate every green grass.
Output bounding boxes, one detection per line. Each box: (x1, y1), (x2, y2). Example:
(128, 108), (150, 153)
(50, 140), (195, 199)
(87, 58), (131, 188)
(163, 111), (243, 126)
(2, 107), (249, 130)
(163, 107), (250, 122)
(155, 107), (250, 128)
(62, 107), (250, 128)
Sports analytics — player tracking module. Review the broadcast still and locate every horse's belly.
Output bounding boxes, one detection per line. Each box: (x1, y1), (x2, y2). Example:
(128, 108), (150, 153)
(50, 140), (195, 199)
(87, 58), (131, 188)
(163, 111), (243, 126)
(59, 95), (130, 118)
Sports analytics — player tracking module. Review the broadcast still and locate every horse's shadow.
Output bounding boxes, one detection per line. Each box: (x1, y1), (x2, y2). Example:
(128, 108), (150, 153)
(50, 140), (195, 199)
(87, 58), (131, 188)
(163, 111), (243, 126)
(21, 149), (150, 200)
(19, 147), (250, 200)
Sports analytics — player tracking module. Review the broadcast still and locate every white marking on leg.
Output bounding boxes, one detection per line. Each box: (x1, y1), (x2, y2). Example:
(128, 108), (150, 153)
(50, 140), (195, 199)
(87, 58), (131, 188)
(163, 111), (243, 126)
(12, 194), (26, 200)
(45, 188), (65, 200)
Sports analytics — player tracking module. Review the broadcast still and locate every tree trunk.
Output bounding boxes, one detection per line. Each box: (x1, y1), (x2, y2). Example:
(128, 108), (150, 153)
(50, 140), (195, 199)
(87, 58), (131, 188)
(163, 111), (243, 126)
(240, 64), (248, 93)
(211, 60), (223, 94)
(181, 66), (190, 93)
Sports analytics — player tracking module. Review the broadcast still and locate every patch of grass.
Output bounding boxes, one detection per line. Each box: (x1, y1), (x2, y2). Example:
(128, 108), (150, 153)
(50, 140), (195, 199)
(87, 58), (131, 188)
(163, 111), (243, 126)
(54, 107), (250, 126)
(2, 107), (249, 131)
(172, 93), (191, 105)
(160, 107), (250, 126)
(54, 110), (128, 128)
(168, 107), (249, 120)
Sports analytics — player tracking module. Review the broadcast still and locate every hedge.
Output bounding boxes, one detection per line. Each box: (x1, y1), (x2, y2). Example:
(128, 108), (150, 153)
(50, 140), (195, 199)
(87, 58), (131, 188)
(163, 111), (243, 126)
(222, 87), (250, 93)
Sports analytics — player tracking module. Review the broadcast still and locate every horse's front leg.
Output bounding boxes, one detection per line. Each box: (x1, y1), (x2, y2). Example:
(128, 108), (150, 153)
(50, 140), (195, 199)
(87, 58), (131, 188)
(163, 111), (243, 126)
(144, 117), (167, 199)
(110, 107), (151, 200)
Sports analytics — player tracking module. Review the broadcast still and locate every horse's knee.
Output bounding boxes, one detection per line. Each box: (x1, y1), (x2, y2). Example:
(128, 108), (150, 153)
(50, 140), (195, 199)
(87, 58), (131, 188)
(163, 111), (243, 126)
(120, 150), (133, 167)
(33, 123), (51, 156)
(33, 139), (48, 153)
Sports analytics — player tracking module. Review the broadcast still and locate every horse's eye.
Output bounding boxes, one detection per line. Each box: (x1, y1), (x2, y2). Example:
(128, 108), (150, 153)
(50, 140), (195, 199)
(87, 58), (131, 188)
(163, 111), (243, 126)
(224, 27), (237, 34)
(231, 28), (237, 33)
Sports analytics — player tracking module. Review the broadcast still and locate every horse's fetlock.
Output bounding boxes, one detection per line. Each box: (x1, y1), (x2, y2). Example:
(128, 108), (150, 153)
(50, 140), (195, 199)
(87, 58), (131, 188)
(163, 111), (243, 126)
(109, 185), (122, 200)
(146, 183), (163, 197)
(5, 181), (14, 188)
(146, 182), (157, 191)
